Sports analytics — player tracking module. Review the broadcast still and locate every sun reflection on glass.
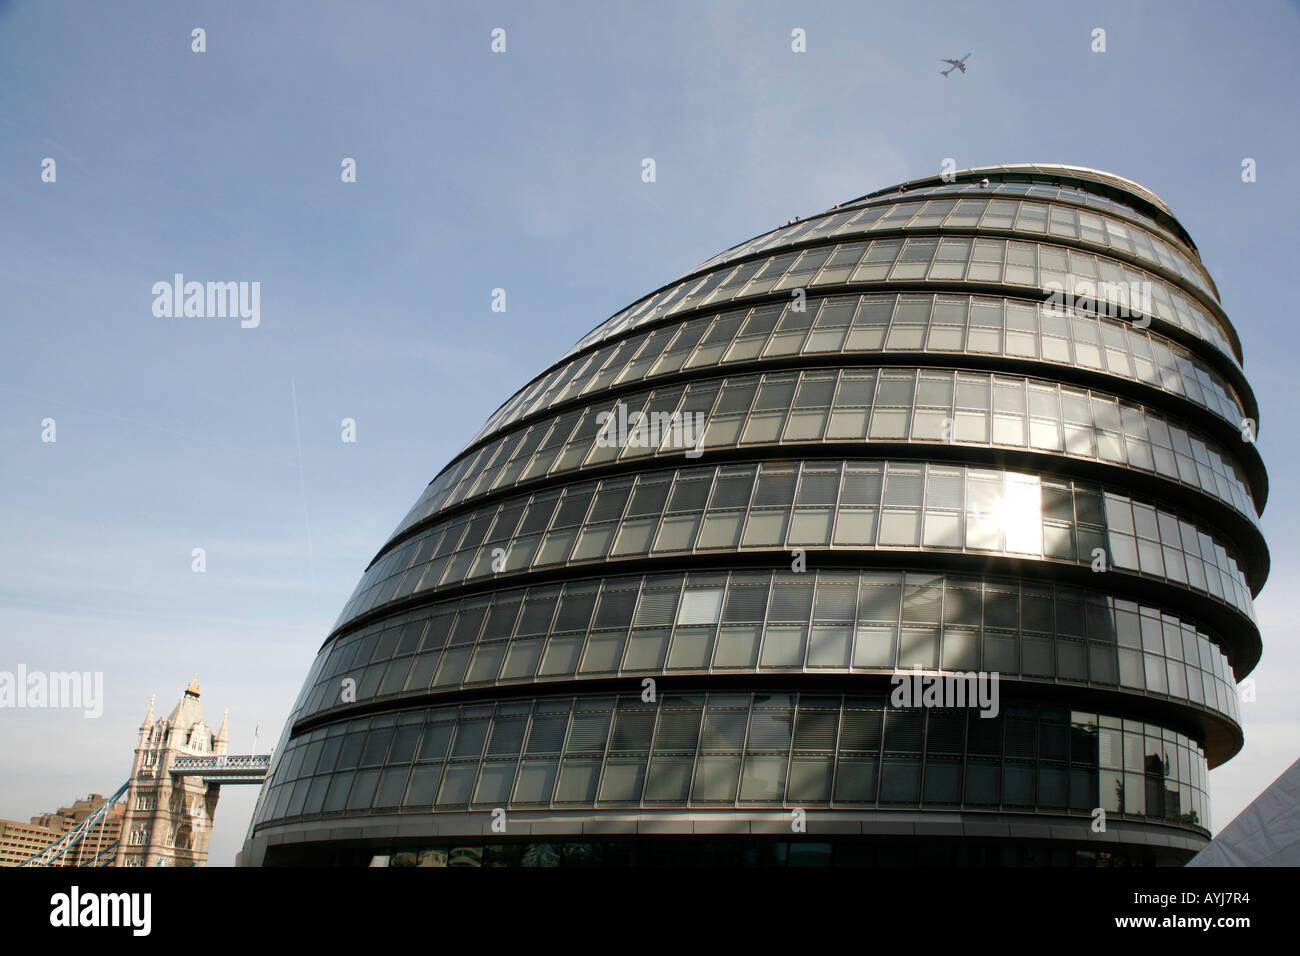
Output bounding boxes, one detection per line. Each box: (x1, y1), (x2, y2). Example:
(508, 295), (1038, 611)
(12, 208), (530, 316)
(994, 474), (1043, 555)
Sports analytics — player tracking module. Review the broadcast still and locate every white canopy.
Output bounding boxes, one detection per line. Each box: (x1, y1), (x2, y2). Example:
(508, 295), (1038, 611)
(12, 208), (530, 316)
(1188, 758), (1300, 866)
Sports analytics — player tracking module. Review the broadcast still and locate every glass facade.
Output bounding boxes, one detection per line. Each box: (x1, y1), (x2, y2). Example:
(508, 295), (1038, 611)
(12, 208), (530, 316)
(550, 228), (1240, 388)
(398, 356), (1257, 534)
(243, 164), (1268, 867)
(331, 460), (1258, 629)
(257, 696), (1209, 826)
(292, 572), (1243, 727)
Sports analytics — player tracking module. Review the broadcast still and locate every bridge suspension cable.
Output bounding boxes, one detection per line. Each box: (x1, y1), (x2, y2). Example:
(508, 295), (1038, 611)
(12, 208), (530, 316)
(18, 781), (129, 868)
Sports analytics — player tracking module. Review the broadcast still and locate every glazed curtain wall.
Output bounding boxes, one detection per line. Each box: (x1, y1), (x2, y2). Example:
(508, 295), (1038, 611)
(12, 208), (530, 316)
(298, 570), (1242, 732)
(460, 294), (1250, 474)
(253, 695), (1210, 836)
(245, 166), (1266, 867)
(334, 460), (1257, 632)
(393, 364), (1258, 538)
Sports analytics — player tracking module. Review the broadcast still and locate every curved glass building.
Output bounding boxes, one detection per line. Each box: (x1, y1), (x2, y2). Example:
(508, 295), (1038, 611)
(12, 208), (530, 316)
(243, 164), (1268, 867)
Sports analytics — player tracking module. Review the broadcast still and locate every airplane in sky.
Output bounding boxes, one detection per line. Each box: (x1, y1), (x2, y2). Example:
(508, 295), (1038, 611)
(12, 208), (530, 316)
(940, 53), (971, 76)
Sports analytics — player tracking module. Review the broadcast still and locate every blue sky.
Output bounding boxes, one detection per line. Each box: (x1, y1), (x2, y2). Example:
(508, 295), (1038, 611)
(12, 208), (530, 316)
(1, 0), (1297, 865)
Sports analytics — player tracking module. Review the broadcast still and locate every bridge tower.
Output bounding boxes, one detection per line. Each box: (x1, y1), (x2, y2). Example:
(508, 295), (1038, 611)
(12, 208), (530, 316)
(114, 679), (228, 867)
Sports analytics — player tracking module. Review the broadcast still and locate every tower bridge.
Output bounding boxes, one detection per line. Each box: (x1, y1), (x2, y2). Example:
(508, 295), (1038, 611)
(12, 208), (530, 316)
(19, 680), (270, 867)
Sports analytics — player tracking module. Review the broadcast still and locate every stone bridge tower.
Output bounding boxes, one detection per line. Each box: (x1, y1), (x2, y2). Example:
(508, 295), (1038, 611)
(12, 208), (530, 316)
(115, 679), (228, 867)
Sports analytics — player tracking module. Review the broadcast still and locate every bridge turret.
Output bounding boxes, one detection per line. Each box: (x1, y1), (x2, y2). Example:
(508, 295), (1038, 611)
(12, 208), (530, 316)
(215, 708), (229, 756)
(25, 680), (265, 868)
(116, 680), (222, 867)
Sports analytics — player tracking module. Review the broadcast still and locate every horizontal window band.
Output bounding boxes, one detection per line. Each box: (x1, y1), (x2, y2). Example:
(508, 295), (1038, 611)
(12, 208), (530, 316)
(405, 352), (1265, 553)
(304, 568), (1242, 739)
(854, 167), (1201, 258)
(325, 550), (1262, 680)
(533, 256), (1245, 414)
(290, 663), (1242, 769)
(250, 691), (1212, 838)
(676, 222), (1229, 345)
(389, 364), (1266, 559)
(335, 460), (1260, 658)
(379, 443), (1266, 591)
(456, 286), (1259, 477)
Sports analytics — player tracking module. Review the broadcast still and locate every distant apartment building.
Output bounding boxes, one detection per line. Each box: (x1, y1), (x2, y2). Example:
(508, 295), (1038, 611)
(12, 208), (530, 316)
(0, 794), (124, 867)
